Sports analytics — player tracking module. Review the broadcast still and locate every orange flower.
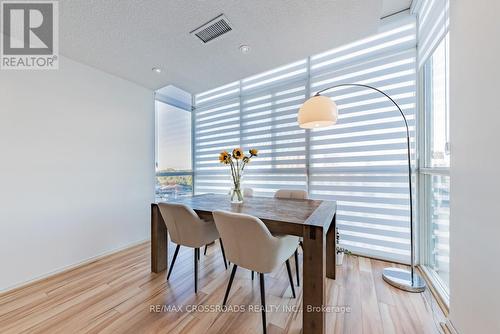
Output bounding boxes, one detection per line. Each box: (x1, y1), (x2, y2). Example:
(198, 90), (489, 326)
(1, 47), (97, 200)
(219, 151), (230, 164)
(249, 149), (258, 157)
(232, 148), (244, 159)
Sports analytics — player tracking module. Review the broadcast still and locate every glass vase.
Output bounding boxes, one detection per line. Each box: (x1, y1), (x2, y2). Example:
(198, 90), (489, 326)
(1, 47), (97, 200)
(230, 184), (243, 203)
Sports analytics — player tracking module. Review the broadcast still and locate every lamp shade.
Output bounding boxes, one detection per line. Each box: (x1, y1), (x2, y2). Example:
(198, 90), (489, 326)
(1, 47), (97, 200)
(297, 95), (338, 129)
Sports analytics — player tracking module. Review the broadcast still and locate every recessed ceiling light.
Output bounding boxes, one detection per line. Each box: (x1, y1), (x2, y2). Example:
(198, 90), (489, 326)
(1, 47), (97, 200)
(152, 67), (162, 73)
(239, 45), (250, 54)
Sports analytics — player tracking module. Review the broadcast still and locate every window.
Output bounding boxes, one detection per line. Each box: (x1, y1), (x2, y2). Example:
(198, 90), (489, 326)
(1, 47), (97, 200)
(193, 82), (242, 194)
(419, 34), (450, 300)
(155, 101), (193, 200)
(193, 60), (309, 196)
(194, 16), (417, 264)
(308, 18), (417, 264)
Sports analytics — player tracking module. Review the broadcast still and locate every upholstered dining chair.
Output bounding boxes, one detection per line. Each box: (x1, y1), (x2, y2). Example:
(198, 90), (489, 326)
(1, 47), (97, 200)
(274, 189), (308, 286)
(274, 189), (308, 200)
(243, 187), (254, 197)
(226, 187), (254, 197)
(206, 188), (254, 256)
(213, 210), (299, 334)
(158, 202), (227, 293)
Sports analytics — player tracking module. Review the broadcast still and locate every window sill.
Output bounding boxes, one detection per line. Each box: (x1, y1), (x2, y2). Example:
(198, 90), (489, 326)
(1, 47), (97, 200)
(418, 265), (449, 316)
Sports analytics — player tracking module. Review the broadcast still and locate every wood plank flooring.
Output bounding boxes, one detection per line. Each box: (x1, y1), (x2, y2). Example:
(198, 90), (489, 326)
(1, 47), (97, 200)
(0, 241), (445, 334)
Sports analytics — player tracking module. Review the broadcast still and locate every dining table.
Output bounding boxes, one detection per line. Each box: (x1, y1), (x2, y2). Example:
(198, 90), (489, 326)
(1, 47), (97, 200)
(151, 193), (337, 334)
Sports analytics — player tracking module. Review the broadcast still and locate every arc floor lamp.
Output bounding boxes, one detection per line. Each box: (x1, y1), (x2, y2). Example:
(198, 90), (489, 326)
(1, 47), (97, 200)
(298, 83), (426, 293)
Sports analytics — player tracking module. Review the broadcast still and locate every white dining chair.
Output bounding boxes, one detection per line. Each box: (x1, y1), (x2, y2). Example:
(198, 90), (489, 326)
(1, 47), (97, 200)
(243, 187), (254, 197)
(158, 202), (228, 293)
(274, 189), (308, 200)
(213, 210), (299, 334)
(207, 188), (254, 256)
(226, 187), (254, 197)
(274, 189), (308, 286)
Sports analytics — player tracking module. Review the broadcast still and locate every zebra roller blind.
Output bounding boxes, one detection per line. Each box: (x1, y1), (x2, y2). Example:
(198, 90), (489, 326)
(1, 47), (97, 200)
(412, 0), (449, 68)
(194, 61), (309, 196)
(194, 82), (242, 194)
(308, 17), (417, 263)
(194, 16), (416, 263)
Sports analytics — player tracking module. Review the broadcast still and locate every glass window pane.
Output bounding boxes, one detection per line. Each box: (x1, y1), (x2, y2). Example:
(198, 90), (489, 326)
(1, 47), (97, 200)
(426, 174), (450, 291)
(156, 102), (192, 170)
(425, 35), (450, 168)
(421, 33), (450, 300)
(155, 101), (192, 200)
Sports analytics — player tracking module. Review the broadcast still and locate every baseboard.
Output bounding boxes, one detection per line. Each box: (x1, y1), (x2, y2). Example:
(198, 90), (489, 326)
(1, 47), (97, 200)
(417, 265), (449, 316)
(0, 238), (150, 295)
(444, 319), (459, 334)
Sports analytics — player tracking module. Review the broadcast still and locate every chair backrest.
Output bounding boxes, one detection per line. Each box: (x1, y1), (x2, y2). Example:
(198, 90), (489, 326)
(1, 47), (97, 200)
(274, 189), (308, 200)
(213, 210), (281, 273)
(158, 202), (205, 246)
(227, 187), (254, 197)
(243, 188), (254, 197)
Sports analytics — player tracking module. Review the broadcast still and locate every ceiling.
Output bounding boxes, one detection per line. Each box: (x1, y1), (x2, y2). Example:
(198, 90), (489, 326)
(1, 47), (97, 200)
(59, 0), (412, 94)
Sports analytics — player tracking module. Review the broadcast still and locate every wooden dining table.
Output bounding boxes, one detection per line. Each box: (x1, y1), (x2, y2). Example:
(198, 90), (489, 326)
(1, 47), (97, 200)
(151, 193), (337, 334)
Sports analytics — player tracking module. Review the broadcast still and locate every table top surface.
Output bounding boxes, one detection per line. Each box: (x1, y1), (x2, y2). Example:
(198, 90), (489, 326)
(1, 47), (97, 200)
(158, 193), (336, 228)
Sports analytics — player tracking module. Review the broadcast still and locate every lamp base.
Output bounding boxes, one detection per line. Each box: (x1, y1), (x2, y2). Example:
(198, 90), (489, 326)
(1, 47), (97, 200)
(382, 267), (426, 293)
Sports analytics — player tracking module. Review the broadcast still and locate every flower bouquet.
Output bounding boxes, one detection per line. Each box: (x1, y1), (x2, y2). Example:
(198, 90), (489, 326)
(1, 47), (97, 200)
(218, 148), (258, 203)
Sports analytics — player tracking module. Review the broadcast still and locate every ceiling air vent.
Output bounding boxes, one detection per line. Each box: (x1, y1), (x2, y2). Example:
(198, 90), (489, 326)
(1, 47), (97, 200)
(190, 14), (232, 43)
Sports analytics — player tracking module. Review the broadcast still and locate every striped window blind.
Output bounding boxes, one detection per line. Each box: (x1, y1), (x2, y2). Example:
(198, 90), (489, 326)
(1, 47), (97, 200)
(308, 17), (417, 263)
(240, 61), (308, 196)
(194, 82), (241, 194)
(194, 16), (416, 263)
(412, 0), (449, 68)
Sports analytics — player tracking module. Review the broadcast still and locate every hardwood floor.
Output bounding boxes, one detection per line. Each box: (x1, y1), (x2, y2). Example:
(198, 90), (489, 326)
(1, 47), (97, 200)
(0, 241), (445, 334)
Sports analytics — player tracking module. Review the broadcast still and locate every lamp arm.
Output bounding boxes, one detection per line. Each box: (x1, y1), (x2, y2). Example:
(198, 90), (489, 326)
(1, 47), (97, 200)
(315, 83), (410, 132)
(316, 83), (415, 279)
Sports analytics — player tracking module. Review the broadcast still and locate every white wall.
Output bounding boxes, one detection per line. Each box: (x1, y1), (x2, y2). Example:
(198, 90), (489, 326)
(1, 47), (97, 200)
(0, 56), (154, 291)
(449, 1), (500, 333)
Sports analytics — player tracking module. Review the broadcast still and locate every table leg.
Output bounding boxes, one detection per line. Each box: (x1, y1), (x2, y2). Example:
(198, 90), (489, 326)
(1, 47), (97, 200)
(302, 225), (325, 334)
(151, 204), (168, 273)
(326, 213), (336, 279)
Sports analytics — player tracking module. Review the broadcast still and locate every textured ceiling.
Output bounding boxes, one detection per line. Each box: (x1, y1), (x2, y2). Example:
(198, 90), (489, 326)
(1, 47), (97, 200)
(59, 0), (410, 93)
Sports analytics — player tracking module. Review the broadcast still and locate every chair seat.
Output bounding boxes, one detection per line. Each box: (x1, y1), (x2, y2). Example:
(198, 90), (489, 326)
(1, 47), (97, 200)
(272, 234), (300, 271)
(236, 233), (299, 274)
(188, 220), (220, 248)
(159, 202), (228, 294)
(214, 210), (300, 334)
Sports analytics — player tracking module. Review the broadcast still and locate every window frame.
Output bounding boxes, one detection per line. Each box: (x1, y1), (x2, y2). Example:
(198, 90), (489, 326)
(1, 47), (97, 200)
(154, 99), (194, 201)
(417, 33), (450, 306)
